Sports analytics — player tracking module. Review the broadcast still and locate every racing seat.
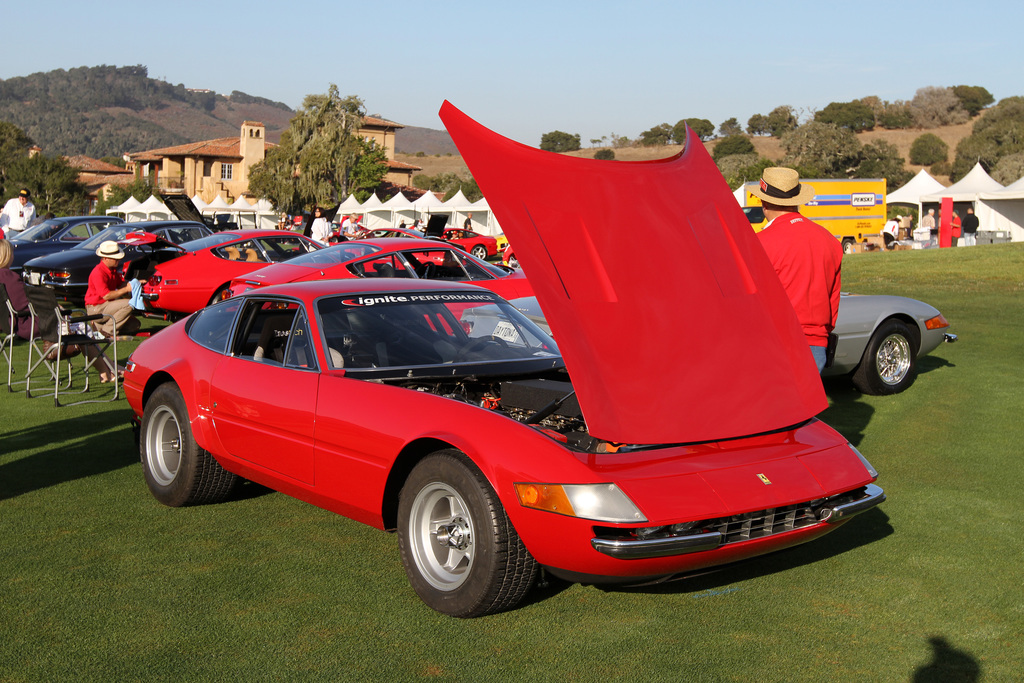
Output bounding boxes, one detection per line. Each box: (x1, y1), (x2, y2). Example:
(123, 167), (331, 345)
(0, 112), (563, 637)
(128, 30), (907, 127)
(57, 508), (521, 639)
(252, 315), (292, 364)
(224, 246), (241, 260)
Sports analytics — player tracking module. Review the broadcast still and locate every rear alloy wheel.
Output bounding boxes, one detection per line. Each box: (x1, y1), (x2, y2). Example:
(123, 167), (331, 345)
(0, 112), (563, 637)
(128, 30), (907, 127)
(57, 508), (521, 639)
(141, 383), (238, 506)
(851, 319), (917, 395)
(470, 245), (488, 260)
(398, 450), (537, 617)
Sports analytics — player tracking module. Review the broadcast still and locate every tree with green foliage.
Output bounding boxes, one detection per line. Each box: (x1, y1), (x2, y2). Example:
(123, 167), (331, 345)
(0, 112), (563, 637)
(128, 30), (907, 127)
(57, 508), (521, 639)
(991, 152), (1024, 185)
(639, 124), (673, 147)
(719, 118), (742, 137)
(0, 120), (35, 198)
(716, 154), (773, 190)
(909, 86), (969, 128)
(949, 97), (1024, 181)
(93, 175), (157, 215)
(765, 105), (798, 137)
(951, 85), (994, 117)
(712, 135), (755, 161)
(412, 172), (482, 202)
(347, 138), (389, 202)
(814, 100), (875, 132)
(856, 140), (911, 189)
(539, 130), (581, 152)
(248, 85), (368, 213)
(593, 148), (615, 160)
(5, 153), (87, 216)
(674, 118), (714, 143)
(746, 113), (770, 136)
(909, 133), (948, 166)
(781, 121), (861, 178)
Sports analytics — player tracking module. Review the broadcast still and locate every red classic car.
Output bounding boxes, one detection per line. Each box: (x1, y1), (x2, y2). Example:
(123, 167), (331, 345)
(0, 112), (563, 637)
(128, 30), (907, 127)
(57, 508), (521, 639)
(226, 238), (533, 301)
(443, 228), (498, 259)
(136, 229), (321, 317)
(126, 103), (883, 617)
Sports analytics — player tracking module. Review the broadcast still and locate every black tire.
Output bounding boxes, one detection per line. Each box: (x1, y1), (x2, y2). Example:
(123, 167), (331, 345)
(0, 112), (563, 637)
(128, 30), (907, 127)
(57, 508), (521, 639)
(842, 238), (857, 255)
(397, 450), (537, 617)
(208, 285), (230, 307)
(851, 319), (917, 395)
(140, 383), (238, 506)
(470, 244), (488, 260)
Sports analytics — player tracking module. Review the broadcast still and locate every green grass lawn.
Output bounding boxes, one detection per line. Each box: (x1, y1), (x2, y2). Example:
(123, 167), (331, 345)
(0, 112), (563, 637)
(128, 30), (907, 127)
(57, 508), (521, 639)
(2, 244), (1022, 682)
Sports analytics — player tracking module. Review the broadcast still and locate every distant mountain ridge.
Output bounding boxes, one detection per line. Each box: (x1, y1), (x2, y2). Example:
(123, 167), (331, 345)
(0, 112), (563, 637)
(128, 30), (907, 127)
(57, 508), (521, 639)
(0, 64), (455, 159)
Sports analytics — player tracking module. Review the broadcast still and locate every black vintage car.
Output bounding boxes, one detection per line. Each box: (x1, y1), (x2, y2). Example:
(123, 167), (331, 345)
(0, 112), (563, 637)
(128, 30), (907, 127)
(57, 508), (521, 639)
(6, 215), (125, 271)
(20, 220), (211, 303)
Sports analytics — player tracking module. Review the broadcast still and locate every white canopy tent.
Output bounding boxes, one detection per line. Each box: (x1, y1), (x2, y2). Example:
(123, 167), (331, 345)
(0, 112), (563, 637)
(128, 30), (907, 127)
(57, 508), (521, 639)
(888, 169), (946, 208)
(227, 196), (259, 229)
(383, 192), (417, 228)
(977, 175), (1024, 242)
(132, 194), (174, 222)
(919, 163), (1004, 203)
(358, 193), (391, 230)
(105, 195), (143, 220)
(252, 198), (279, 229)
(190, 194), (209, 212)
(467, 197), (500, 235)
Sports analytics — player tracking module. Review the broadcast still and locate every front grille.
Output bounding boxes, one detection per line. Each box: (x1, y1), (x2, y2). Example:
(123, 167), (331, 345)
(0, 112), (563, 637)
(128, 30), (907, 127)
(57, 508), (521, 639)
(594, 486), (869, 546)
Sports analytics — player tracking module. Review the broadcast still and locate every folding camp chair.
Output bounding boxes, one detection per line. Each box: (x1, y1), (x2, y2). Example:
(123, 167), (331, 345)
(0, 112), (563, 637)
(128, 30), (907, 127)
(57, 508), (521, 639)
(1, 283), (25, 391)
(22, 285), (119, 406)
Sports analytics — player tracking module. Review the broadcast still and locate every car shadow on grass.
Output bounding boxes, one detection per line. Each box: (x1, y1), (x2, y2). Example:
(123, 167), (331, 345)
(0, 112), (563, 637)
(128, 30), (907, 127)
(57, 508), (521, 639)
(0, 408), (137, 501)
(597, 507), (893, 598)
(821, 379), (875, 447)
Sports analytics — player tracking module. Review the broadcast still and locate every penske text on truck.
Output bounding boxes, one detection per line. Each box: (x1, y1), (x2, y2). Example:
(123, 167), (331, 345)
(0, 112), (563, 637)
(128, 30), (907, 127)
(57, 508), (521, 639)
(742, 178), (887, 253)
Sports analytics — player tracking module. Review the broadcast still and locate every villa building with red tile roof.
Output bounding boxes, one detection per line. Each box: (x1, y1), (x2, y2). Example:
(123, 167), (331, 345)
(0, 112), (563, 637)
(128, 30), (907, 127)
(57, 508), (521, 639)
(126, 117), (420, 203)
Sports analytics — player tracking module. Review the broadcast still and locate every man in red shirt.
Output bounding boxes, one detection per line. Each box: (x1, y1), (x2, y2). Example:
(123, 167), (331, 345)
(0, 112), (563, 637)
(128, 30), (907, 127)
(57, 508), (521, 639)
(753, 167), (842, 374)
(85, 240), (140, 337)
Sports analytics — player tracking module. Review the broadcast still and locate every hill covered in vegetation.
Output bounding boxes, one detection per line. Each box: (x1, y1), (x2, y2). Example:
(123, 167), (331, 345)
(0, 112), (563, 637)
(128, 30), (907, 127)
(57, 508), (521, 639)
(0, 65), (295, 158)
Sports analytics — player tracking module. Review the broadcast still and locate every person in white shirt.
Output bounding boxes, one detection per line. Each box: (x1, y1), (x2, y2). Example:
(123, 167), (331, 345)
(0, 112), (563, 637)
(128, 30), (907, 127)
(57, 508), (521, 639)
(882, 216), (900, 249)
(0, 189), (36, 234)
(343, 214), (363, 239)
(310, 207), (332, 245)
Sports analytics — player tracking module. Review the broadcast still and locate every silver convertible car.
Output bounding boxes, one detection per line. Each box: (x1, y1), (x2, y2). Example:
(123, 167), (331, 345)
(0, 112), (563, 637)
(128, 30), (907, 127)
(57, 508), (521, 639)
(512, 294), (956, 396)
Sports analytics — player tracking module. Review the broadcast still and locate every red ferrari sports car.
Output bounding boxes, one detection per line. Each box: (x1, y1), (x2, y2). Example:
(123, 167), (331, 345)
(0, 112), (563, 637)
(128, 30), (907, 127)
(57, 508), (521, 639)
(136, 229), (321, 317)
(226, 238), (533, 301)
(442, 228), (499, 259)
(126, 103), (884, 617)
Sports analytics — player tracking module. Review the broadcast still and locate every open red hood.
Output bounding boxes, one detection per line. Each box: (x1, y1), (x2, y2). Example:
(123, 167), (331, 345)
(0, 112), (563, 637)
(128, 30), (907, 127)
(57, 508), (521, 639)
(439, 101), (827, 444)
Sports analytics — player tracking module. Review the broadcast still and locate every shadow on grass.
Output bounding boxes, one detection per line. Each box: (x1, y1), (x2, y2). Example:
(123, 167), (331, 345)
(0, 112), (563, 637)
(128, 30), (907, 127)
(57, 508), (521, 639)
(912, 636), (981, 682)
(598, 507), (893, 598)
(0, 407), (136, 501)
(821, 379), (875, 447)
(916, 354), (956, 377)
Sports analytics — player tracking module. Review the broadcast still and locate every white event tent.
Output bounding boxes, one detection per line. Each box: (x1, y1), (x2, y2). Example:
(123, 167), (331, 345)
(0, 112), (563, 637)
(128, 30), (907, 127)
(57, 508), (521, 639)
(919, 163), (1004, 203)
(887, 169), (946, 214)
(977, 175), (1024, 242)
(105, 195), (143, 220)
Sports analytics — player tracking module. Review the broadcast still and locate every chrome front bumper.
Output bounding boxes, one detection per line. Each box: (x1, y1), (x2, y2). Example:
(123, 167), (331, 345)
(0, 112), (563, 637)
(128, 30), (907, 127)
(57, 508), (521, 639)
(591, 484), (886, 560)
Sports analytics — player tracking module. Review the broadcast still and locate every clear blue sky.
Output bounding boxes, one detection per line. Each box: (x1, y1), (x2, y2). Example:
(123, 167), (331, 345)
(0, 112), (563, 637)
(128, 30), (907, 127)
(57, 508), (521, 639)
(4, 0), (1020, 147)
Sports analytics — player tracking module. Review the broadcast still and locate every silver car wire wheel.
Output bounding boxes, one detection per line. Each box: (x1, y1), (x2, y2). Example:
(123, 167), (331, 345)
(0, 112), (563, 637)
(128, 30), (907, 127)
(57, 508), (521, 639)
(876, 333), (913, 385)
(407, 481), (476, 592)
(145, 404), (183, 487)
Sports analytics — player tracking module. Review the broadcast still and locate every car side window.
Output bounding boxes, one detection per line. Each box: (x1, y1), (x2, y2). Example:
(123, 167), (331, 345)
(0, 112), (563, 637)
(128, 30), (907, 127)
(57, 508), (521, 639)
(186, 299), (243, 353)
(63, 224), (92, 241)
(349, 253), (411, 279)
(214, 240), (264, 262)
(232, 300), (302, 365)
(283, 309), (317, 370)
(258, 236), (310, 262)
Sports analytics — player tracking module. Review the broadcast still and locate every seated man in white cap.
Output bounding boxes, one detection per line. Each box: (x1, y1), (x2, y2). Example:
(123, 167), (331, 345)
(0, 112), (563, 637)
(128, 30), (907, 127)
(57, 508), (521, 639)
(752, 167), (843, 374)
(84, 240), (141, 338)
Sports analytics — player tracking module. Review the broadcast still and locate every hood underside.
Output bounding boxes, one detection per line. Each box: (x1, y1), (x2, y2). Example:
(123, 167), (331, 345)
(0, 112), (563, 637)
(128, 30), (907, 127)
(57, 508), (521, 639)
(439, 101), (826, 444)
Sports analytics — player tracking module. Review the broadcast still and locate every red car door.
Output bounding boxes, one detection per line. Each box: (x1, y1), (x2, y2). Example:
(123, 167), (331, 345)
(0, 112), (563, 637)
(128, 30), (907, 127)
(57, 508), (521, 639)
(210, 301), (318, 484)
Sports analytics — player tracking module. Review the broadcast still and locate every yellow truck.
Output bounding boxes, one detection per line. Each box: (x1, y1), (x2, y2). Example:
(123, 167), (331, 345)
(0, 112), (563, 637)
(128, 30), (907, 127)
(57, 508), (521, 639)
(742, 178), (887, 254)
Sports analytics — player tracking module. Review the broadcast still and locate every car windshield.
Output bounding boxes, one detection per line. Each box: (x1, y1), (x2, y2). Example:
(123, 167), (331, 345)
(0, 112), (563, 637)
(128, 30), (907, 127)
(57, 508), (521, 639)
(286, 243), (381, 268)
(10, 219), (70, 242)
(179, 233), (242, 252)
(315, 290), (559, 377)
(79, 224), (136, 250)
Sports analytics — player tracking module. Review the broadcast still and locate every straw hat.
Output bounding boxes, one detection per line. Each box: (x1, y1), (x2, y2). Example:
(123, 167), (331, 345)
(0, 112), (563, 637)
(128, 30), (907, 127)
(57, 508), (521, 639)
(96, 240), (126, 260)
(749, 167), (815, 206)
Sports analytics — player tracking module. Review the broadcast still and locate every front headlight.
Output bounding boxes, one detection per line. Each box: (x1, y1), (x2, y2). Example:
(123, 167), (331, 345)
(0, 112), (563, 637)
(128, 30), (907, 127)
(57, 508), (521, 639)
(514, 483), (647, 523)
(849, 444), (878, 478)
